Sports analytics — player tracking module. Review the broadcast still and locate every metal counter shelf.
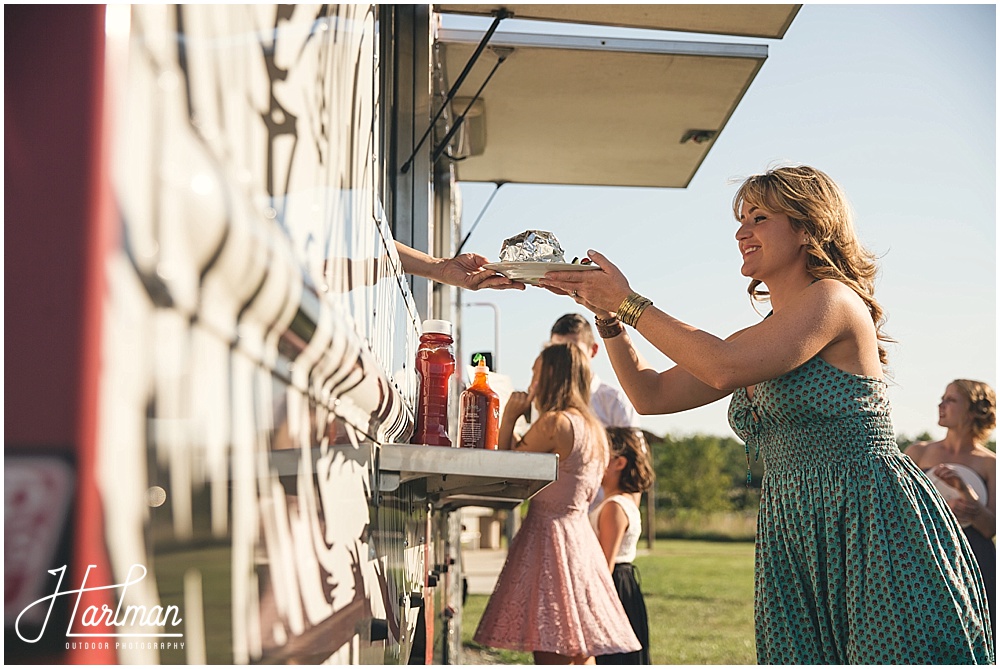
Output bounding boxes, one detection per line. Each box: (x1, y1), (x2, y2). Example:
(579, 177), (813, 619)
(378, 443), (558, 510)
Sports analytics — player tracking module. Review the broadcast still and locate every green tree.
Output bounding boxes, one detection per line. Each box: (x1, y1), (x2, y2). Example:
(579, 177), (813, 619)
(896, 431), (934, 449)
(650, 433), (758, 512)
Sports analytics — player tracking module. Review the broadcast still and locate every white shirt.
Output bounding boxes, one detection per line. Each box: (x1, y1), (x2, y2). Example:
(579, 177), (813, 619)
(588, 374), (641, 511)
(589, 494), (642, 564)
(590, 374), (641, 428)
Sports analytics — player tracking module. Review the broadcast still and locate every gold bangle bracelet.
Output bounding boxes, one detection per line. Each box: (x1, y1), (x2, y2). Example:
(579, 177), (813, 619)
(616, 292), (653, 328)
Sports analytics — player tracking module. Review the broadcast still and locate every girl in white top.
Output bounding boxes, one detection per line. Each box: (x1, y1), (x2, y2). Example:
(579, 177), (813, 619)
(589, 428), (656, 665)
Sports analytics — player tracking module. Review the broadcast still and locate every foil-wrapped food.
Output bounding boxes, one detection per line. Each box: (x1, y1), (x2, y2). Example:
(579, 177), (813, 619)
(499, 230), (566, 263)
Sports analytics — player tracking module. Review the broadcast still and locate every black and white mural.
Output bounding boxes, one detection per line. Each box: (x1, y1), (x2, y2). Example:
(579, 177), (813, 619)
(98, 4), (424, 663)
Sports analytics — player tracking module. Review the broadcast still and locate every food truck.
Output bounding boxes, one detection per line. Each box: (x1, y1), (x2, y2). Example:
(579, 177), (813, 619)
(5, 4), (798, 664)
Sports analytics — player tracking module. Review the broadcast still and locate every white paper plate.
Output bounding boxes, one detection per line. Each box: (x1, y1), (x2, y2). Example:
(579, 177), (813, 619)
(483, 261), (600, 285)
(926, 464), (987, 528)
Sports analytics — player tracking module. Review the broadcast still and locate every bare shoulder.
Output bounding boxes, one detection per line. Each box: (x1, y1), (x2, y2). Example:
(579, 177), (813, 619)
(534, 410), (570, 435)
(974, 442), (997, 457)
(903, 440), (936, 464)
(599, 497), (629, 524)
(973, 444), (997, 475)
(774, 279), (871, 337)
(808, 279), (872, 318)
(800, 279), (881, 374)
(538, 410), (576, 444)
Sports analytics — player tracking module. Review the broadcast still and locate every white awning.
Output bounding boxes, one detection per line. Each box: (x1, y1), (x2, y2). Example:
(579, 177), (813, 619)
(438, 29), (769, 188)
(435, 4), (801, 39)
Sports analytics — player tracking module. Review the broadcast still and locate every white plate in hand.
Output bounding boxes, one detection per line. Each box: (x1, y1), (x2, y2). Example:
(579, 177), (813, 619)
(926, 465), (986, 528)
(483, 262), (600, 285)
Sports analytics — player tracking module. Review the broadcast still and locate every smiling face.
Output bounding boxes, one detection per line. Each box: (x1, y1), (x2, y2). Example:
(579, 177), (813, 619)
(735, 202), (807, 281)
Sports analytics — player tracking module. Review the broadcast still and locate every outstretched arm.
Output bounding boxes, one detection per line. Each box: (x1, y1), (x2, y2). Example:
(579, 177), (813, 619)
(602, 326), (741, 415)
(395, 241), (525, 291)
(540, 250), (880, 405)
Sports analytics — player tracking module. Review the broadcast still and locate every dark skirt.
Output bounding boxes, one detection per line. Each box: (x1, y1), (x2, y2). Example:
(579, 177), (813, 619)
(965, 526), (996, 628)
(596, 562), (651, 665)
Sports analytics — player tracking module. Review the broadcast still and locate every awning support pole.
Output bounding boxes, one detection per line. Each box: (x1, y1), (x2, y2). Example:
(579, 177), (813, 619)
(401, 9), (509, 174)
(454, 181), (505, 256)
(429, 49), (509, 170)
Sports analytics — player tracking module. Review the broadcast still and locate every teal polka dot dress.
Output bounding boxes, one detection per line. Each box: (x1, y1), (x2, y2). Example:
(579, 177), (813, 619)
(729, 356), (994, 664)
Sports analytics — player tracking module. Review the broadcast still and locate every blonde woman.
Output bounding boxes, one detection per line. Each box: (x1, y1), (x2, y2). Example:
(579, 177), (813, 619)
(906, 380), (996, 624)
(540, 165), (993, 663)
(473, 344), (640, 664)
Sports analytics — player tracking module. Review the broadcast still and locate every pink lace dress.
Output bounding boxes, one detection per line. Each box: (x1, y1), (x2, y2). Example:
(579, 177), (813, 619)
(473, 411), (642, 657)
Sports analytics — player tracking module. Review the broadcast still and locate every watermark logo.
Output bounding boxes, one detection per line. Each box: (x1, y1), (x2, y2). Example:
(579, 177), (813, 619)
(15, 564), (183, 644)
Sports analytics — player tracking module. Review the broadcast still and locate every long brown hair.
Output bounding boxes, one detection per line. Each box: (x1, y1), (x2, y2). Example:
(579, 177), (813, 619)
(606, 428), (655, 494)
(732, 165), (893, 367)
(534, 343), (606, 459)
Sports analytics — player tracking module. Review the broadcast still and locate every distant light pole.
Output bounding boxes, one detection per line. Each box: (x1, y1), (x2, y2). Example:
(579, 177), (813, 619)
(463, 301), (500, 372)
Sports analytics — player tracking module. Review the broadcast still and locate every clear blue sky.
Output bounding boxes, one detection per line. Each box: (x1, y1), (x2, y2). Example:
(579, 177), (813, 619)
(446, 4), (997, 440)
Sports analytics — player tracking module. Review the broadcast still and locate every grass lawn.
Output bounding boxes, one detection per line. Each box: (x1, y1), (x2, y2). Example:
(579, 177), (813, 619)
(462, 538), (756, 665)
(636, 539), (756, 664)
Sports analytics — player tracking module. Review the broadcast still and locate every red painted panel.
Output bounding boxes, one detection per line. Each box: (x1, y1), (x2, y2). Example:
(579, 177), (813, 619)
(4, 5), (100, 446)
(5, 5), (116, 664)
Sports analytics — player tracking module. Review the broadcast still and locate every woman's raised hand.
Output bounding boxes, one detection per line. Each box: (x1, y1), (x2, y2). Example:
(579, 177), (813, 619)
(932, 463), (979, 502)
(503, 389), (533, 421)
(538, 250), (631, 318)
(948, 497), (983, 526)
(443, 252), (526, 291)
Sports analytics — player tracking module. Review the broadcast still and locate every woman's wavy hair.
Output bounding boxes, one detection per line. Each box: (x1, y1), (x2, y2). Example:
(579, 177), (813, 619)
(606, 428), (655, 494)
(534, 343), (606, 459)
(732, 165), (892, 366)
(951, 379), (997, 443)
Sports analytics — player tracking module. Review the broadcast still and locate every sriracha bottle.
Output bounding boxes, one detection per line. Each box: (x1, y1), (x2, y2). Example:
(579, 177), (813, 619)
(459, 356), (500, 450)
(412, 319), (456, 446)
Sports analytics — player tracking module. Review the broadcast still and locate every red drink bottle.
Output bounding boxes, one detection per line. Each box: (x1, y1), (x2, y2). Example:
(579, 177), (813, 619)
(412, 319), (455, 446)
(459, 357), (500, 450)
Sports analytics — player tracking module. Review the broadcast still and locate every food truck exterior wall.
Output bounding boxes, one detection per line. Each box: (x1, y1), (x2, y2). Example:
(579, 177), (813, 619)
(5, 4), (465, 664)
